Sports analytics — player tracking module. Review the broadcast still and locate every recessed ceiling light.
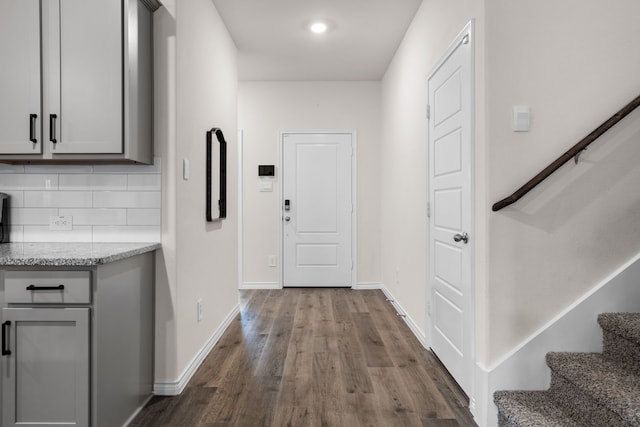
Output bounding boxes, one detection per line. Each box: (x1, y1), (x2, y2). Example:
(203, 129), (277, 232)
(310, 21), (328, 34)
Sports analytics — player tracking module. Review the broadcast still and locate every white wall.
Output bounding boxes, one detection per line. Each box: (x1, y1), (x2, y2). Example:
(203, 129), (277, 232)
(380, 0), (486, 350)
(238, 81), (381, 287)
(153, 5), (178, 385)
(485, 0), (640, 362)
(154, 0), (239, 388)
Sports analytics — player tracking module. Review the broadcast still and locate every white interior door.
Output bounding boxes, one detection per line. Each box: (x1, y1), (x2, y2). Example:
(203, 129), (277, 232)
(428, 23), (474, 396)
(282, 132), (353, 287)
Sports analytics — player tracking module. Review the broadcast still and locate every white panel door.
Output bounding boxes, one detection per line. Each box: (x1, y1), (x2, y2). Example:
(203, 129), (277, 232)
(0, 0), (42, 154)
(2, 308), (90, 427)
(282, 132), (353, 287)
(428, 24), (473, 396)
(45, 0), (123, 154)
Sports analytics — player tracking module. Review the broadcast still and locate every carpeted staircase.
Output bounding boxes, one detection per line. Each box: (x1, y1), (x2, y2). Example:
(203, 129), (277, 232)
(494, 313), (640, 426)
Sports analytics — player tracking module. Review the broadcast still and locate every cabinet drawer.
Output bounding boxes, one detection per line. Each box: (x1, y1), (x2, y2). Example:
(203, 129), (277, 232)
(4, 271), (91, 304)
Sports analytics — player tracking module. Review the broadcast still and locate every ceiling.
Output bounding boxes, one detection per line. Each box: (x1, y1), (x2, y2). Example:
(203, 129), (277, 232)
(211, 0), (423, 81)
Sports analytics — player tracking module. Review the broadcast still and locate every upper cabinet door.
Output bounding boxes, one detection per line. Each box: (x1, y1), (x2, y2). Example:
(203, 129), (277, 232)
(0, 0), (42, 154)
(47, 0), (123, 154)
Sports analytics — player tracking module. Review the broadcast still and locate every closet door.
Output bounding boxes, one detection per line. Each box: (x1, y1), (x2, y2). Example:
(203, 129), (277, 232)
(0, 0), (42, 154)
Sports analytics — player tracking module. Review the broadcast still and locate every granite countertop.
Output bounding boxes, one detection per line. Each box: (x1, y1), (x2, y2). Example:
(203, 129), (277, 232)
(0, 242), (161, 266)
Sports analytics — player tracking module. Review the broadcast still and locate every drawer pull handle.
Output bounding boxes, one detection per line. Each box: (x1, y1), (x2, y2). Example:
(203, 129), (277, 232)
(26, 285), (65, 291)
(2, 321), (10, 356)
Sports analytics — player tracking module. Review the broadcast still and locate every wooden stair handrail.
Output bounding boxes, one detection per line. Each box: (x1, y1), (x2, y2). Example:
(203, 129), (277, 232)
(492, 94), (640, 212)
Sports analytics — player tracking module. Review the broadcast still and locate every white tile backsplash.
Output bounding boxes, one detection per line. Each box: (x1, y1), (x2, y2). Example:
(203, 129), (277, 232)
(93, 191), (160, 209)
(23, 226), (93, 243)
(9, 225), (24, 242)
(93, 226), (160, 243)
(0, 174), (58, 190)
(0, 164), (25, 174)
(127, 209), (161, 226)
(59, 174), (127, 191)
(11, 208), (59, 225)
(0, 157), (161, 242)
(24, 164), (94, 174)
(58, 208), (127, 226)
(25, 191), (93, 208)
(127, 174), (161, 191)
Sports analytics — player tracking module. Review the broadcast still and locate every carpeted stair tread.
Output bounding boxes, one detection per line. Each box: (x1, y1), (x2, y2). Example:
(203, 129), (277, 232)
(598, 313), (640, 345)
(546, 352), (640, 425)
(494, 390), (581, 427)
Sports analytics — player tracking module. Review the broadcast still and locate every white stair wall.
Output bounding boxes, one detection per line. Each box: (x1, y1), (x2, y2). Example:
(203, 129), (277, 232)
(475, 253), (640, 427)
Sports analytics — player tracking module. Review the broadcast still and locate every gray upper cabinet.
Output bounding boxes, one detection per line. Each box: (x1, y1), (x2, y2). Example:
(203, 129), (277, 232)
(0, 0), (155, 163)
(0, 0), (42, 154)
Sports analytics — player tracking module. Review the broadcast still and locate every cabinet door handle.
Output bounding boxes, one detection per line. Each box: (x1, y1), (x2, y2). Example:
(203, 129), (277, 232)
(29, 114), (38, 143)
(2, 321), (10, 356)
(50, 114), (57, 144)
(26, 284), (65, 291)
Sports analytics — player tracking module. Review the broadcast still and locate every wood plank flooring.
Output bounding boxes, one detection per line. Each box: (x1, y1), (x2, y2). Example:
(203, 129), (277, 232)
(131, 289), (477, 426)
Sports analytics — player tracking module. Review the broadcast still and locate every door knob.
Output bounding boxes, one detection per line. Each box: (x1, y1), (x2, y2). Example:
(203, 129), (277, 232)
(453, 232), (469, 244)
(284, 216), (291, 222)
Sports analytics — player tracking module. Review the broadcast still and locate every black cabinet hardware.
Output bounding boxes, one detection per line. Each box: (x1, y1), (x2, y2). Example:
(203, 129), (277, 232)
(2, 321), (10, 356)
(50, 114), (57, 144)
(26, 284), (65, 291)
(29, 114), (37, 143)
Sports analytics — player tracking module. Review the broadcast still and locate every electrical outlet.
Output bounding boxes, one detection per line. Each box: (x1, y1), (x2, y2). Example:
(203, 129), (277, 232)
(49, 215), (73, 231)
(197, 298), (203, 322)
(268, 255), (277, 267)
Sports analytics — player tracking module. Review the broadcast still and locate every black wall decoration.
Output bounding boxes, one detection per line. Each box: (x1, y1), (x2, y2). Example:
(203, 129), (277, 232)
(206, 127), (227, 221)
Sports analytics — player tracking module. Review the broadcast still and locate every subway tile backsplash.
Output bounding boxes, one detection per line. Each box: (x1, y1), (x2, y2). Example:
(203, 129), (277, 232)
(0, 157), (161, 243)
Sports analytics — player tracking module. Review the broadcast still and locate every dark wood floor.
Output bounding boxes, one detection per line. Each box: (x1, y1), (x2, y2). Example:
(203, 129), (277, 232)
(131, 288), (477, 426)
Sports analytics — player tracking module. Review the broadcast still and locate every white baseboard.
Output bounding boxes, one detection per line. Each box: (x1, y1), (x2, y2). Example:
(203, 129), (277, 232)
(240, 281), (281, 289)
(379, 285), (427, 348)
(153, 303), (241, 396)
(353, 282), (383, 290)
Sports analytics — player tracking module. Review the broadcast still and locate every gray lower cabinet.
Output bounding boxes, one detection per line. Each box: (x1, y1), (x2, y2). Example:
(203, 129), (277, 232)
(2, 308), (90, 427)
(0, 252), (154, 427)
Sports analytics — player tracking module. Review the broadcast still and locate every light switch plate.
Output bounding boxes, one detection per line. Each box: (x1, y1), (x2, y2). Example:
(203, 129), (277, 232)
(183, 159), (190, 180)
(512, 105), (531, 132)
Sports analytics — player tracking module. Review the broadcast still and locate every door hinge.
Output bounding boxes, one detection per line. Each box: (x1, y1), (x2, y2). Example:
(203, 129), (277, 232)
(427, 201), (431, 218)
(426, 104), (431, 120)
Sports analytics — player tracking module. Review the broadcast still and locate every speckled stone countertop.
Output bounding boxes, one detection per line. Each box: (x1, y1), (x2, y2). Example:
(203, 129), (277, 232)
(0, 243), (161, 267)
